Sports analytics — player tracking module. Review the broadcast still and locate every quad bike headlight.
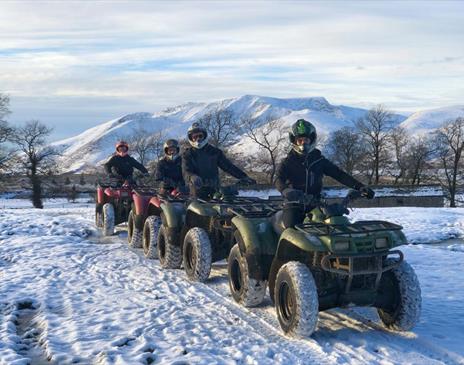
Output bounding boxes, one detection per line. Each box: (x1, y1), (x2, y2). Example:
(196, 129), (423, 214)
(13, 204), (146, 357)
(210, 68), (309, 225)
(333, 240), (350, 251)
(375, 237), (388, 249)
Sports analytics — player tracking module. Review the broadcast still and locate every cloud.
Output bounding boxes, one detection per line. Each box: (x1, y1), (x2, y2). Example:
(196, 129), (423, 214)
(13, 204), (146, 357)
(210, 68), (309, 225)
(0, 0), (463, 139)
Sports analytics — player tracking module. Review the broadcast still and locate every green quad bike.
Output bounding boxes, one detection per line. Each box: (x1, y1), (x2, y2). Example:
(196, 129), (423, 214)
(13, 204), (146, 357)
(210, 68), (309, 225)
(171, 186), (284, 282)
(227, 190), (422, 337)
(139, 189), (189, 266)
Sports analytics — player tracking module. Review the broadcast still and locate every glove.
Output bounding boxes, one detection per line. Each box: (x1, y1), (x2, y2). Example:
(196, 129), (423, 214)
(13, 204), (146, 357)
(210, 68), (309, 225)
(240, 176), (257, 186)
(359, 186), (375, 199)
(191, 175), (203, 189)
(282, 188), (304, 202)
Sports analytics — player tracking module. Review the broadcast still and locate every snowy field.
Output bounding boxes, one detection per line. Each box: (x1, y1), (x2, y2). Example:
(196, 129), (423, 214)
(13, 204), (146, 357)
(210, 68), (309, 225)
(1, 198), (464, 365)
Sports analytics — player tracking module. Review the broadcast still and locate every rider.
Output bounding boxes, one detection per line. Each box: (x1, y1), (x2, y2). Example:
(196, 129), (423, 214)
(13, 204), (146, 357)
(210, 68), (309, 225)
(155, 139), (185, 194)
(182, 122), (256, 198)
(104, 140), (149, 184)
(275, 119), (374, 227)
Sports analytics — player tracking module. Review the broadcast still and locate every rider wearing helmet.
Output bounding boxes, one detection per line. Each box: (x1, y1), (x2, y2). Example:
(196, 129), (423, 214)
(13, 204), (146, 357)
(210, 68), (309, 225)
(155, 139), (185, 193)
(275, 119), (374, 226)
(104, 140), (149, 183)
(182, 122), (256, 198)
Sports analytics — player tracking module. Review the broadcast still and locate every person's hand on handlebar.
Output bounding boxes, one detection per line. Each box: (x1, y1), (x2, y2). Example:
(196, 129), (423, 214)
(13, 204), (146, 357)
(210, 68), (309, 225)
(359, 186), (375, 199)
(282, 188), (304, 202)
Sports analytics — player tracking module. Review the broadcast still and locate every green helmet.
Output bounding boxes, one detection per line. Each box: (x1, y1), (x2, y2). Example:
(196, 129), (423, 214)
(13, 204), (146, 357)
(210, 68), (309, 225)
(289, 119), (317, 155)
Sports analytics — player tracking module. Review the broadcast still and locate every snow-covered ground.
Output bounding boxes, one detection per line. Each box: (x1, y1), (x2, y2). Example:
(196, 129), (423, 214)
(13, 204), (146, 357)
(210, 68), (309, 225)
(1, 199), (464, 364)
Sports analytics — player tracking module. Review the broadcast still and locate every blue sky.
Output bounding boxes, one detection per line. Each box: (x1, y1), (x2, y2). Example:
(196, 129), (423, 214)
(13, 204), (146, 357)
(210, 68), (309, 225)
(0, 0), (463, 141)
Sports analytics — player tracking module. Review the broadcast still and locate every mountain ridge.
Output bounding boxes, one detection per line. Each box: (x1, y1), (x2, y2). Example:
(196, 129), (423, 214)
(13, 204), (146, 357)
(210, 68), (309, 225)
(50, 95), (463, 173)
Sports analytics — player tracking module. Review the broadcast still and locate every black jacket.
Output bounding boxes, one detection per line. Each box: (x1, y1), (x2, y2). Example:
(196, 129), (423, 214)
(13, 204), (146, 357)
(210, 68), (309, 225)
(104, 154), (148, 178)
(155, 156), (185, 189)
(275, 149), (363, 196)
(182, 144), (247, 188)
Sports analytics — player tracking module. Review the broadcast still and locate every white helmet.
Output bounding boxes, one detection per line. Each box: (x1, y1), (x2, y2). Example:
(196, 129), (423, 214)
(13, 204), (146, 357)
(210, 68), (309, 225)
(187, 122), (208, 149)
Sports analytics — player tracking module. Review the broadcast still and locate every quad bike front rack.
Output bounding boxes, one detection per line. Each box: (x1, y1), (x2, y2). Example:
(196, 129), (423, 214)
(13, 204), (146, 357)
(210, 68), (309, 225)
(295, 220), (403, 237)
(321, 250), (404, 293)
(197, 196), (284, 218)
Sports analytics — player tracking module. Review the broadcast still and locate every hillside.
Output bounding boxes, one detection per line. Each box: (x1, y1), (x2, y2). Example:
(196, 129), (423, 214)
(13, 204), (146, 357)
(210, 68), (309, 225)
(52, 95), (405, 173)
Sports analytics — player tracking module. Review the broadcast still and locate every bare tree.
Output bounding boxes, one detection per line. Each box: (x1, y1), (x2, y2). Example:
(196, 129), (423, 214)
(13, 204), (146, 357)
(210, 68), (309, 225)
(242, 117), (287, 184)
(326, 127), (366, 176)
(388, 126), (409, 184)
(432, 117), (464, 207)
(0, 94), (13, 171)
(0, 93), (10, 122)
(404, 136), (433, 185)
(355, 105), (395, 184)
(125, 127), (165, 166)
(197, 108), (239, 148)
(10, 120), (57, 208)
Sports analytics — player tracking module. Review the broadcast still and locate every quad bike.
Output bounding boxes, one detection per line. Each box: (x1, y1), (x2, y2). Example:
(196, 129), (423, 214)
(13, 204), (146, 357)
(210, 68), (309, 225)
(95, 178), (135, 236)
(227, 190), (422, 337)
(126, 187), (159, 248)
(130, 188), (189, 262)
(179, 186), (284, 282)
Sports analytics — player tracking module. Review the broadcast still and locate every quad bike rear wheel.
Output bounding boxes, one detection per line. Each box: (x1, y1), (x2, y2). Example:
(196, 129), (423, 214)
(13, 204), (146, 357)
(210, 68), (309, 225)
(143, 215), (161, 259)
(183, 227), (212, 282)
(102, 203), (115, 236)
(275, 261), (319, 337)
(377, 259), (421, 331)
(158, 225), (182, 269)
(127, 210), (143, 248)
(228, 243), (266, 307)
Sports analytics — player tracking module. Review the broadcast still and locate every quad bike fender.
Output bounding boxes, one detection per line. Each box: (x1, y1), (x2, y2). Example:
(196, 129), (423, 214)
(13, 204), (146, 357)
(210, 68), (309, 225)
(231, 216), (278, 281)
(187, 200), (217, 217)
(387, 229), (408, 248)
(132, 194), (151, 216)
(160, 202), (186, 229)
(97, 188), (106, 204)
(231, 216), (277, 256)
(277, 228), (327, 256)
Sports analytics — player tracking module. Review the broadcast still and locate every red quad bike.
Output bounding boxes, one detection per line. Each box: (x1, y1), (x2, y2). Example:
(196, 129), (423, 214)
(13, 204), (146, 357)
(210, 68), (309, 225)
(95, 179), (135, 236)
(127, 188), (188, 258)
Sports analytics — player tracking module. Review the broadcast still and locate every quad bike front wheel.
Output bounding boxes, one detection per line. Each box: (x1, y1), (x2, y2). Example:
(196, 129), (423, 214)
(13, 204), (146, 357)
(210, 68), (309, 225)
(228, 243), (266, 307)
(102, 203), (115, 236)
(143, 215), (161, 259)
(377, 259), (421, 331)
(183, 227), (212, 282)
(275, 261), (319, 337)
(158, 225), (182, 269)
(127, 210), (143, 248)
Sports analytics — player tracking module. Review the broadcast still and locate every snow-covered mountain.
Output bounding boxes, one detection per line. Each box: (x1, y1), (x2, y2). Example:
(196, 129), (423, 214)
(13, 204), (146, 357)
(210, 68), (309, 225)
(52, 95), (406, 172)
(400, 105), (464, 135)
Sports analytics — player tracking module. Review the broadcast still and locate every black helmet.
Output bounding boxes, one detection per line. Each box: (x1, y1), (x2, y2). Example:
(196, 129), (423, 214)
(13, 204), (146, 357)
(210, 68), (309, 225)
(187, 122), (208, 149)
(163, 139), (180, 160)
(289, 119), (317, 154)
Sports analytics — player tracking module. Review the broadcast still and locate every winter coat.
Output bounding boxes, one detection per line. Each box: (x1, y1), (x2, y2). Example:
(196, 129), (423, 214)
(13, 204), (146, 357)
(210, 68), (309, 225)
(275, 149), (363, 196)
(104, 154), (148, 178)
(182, 144), (247, 189)
(155, 156), (185, 189)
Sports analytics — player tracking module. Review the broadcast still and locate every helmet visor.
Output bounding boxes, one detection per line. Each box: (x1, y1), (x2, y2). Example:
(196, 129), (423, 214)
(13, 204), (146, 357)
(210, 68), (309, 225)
(191, 132), (205, 142)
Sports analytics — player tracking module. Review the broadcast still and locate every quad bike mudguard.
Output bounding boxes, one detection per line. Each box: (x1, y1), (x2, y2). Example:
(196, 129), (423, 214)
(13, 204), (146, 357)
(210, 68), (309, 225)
(160, 201), (186, 229)
(187, 200), (218, 217)
(231, 216), (278, 281)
